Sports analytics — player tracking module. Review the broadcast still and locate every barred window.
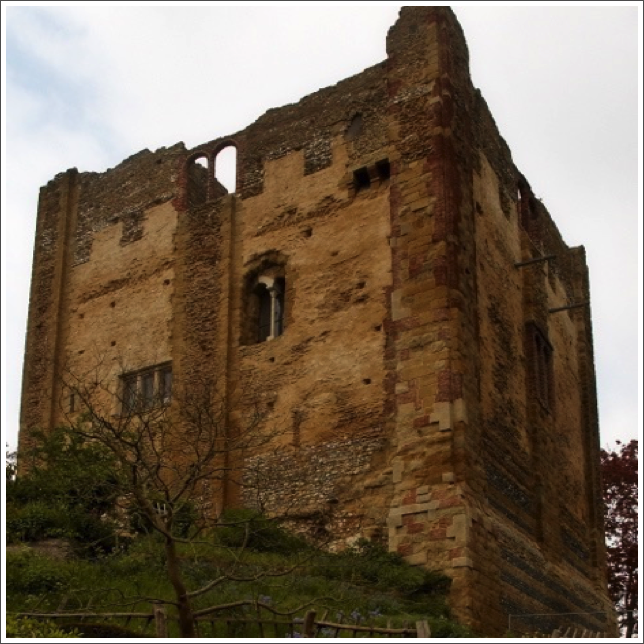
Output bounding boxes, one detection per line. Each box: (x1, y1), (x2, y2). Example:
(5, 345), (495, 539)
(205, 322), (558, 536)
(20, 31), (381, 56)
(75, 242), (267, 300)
(121, 364), (172, 414)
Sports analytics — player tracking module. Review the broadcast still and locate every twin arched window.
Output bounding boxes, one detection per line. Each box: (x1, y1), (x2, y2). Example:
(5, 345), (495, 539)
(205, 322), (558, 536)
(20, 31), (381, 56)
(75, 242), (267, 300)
(241, 260), (287, 346)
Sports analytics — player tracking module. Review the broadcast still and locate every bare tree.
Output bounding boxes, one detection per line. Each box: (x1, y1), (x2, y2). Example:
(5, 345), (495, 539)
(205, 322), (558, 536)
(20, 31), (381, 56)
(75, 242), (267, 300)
(53, 357), (310, 637)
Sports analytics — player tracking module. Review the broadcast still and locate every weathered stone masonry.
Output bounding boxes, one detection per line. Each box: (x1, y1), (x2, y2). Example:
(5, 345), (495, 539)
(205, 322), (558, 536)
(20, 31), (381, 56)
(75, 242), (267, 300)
(19, 7), (614, 636)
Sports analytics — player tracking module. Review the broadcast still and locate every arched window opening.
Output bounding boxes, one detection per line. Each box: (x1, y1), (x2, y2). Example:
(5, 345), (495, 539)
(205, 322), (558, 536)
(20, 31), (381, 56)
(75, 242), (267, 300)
(187, 155), (209, 207)
(215, 145), (237, 195)
(241, 259), (288, 346)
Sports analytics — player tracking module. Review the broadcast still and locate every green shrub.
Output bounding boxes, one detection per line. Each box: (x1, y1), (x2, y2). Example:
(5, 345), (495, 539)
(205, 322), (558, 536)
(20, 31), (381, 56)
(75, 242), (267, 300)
(6, 616), (80, 638)
(181, 557), (222, 587)
(173, 501), (198, 538)
(128, 498), (197, 539)
(6, 500), (119, 556)
(99, 547), (159, 578)
(66, 511), (120, 557)
(6, 501), (70, 543)
(314, 539), (451, 597)
(6, 428), (122, 555)
(6, 548), (71, 595)
(217, 509), (310, 555)
(61, 622), (147, 637)
(427, 615), (475, 638)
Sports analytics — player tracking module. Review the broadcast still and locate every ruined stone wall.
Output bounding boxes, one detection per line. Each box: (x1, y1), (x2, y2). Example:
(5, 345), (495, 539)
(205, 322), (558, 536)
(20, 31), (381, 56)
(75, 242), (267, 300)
(44, 147), (183, 427)
(188, 59), (396, 534)
(19, 5), (612, 638)
(72, 145), (184, 265)
(460, 21), (612, 634)
(469, 143), (608, 632)
(19, 171), (77, 460)
(232, 146), (393, 527)
(19, 145), (185, 453)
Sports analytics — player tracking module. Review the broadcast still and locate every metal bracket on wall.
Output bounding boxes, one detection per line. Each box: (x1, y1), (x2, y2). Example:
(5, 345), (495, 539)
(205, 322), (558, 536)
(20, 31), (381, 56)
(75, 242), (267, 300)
(549, 302), (589, 314)
(514, 254), (557, 268)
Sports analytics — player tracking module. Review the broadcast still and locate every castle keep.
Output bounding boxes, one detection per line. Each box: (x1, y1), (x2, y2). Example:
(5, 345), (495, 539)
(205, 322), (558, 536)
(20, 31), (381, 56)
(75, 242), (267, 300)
(19, 7), (614, 635)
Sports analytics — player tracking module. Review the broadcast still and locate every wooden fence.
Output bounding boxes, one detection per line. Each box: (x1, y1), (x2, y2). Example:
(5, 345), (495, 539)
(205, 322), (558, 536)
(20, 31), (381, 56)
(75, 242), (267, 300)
(193, 609), (426, 638)
(17, 606), (608, 638)
(547, 627), (607, 638)
(17, 605), (428, 638)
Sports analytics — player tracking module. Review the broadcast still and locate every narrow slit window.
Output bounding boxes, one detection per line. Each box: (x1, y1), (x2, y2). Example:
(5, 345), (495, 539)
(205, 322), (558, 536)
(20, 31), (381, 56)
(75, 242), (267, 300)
(526, 324), (553, 412)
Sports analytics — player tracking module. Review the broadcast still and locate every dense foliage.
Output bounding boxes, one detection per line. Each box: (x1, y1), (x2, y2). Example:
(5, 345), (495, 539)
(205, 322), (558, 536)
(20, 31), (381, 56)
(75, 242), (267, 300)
(6, 429), (121, 555)
(6, 429), (473, 638)
(5, 616), (79, 638)
(601, 439), (638, 638)
(6, 533), (473, 638)
(217, 508), (311, 554)
(6, 548), (72, 595)
(314, 538), (450, 597)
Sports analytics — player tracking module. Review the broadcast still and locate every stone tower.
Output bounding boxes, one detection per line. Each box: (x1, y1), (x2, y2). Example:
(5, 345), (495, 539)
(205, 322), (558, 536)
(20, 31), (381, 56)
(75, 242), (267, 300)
(19, 7), (614, 636)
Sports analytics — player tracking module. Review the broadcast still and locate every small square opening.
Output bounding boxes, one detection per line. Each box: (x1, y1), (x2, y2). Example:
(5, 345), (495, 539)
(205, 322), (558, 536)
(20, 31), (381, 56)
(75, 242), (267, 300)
(376, 159), (391, 181)
(353, 167), (371, 191)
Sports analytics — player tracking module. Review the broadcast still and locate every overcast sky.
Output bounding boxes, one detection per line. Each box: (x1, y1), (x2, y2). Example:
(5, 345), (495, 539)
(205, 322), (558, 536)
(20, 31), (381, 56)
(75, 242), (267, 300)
(2, 3), (641, 455)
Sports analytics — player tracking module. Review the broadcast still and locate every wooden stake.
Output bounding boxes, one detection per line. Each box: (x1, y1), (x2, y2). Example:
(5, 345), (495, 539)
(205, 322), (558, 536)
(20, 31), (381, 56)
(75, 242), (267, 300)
(153, 602), (167, 639)
(303, 610), (316, 638)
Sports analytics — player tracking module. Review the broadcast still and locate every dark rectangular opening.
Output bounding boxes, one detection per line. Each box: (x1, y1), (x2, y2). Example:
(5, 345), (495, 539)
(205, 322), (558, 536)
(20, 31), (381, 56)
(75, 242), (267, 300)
(376, 159), (391, 181)
(353, 167), (371, 191)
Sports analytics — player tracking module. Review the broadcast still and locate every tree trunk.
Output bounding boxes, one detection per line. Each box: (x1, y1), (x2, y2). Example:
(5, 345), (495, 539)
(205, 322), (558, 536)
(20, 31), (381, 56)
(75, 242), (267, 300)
(165, 537), (196, 637)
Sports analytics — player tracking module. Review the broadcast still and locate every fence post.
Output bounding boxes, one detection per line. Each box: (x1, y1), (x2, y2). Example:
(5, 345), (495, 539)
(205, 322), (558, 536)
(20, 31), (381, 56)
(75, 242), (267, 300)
(153, 602), (167, 638)
(302, 610), (316, 638)
(416, 620), (431, 638)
